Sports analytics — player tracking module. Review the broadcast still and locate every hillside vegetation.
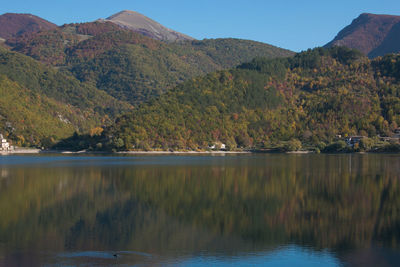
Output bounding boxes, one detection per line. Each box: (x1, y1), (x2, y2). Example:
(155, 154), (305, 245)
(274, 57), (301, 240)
(0, 75), (76, 146)
(0, 19), (293, 147)
(6, 21), (294, 104)
(58, 47), (400, 152)
(0, 47), (132, 147)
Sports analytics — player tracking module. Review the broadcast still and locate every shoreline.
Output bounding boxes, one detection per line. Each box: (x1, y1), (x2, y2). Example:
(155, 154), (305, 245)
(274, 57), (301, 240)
(1, 149), (398, 155)
(117, 150), (252, 155)
(1, 148), (41, 154)
(1, 149), (253, 155)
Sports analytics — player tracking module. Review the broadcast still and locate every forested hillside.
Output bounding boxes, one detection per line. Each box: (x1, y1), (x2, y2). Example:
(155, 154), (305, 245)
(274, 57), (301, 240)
(2, 13), (400, 152)
(0, 47), (132, 147)
(0, 75), (76, 146)
(0, 16), (293, 148)
(60, 47), (400, 152)
(5, 21), (294, 104)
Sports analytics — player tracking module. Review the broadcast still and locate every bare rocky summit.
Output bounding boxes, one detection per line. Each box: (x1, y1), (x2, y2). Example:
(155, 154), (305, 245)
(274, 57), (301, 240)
(104, 10), (194, 42)
(325, 13), (400, 58)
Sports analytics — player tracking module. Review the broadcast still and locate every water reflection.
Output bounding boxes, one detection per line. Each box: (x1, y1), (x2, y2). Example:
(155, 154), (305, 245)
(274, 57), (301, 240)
(0, 154), (399, 266)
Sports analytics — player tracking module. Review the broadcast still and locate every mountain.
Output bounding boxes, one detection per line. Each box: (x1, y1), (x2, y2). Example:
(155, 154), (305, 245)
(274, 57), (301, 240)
(5, 21), (294, 104)
(0, 13), (293, 147)
(69, 36), (294, 104)
(325, 13), (400, 58)
(104, 10), (194, 42)
(0, 13), (57, 39)
(59, 47), (400, 152)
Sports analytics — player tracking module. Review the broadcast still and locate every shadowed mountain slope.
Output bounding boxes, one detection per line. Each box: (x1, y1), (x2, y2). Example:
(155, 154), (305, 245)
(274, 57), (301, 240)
(0, 13), (56, 39)
(325, 13), (400, 58)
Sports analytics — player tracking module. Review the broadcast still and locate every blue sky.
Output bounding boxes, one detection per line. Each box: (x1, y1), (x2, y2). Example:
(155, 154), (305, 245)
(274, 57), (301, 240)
(1, 0), (400, 51)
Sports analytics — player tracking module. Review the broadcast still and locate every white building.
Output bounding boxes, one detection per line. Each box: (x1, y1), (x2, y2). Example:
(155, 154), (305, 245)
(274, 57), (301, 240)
(209, 142), (227, 151)
(1, 134), (10, 151)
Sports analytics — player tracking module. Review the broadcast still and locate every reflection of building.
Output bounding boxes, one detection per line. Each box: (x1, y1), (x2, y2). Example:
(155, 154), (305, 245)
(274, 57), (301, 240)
(1, 168), (9, 178)
(1, 134), (11, 151)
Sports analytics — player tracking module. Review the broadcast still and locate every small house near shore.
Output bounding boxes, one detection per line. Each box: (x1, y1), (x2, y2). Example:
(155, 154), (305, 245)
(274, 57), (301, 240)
(209, 142), (227, 151)
(0, 134), (11, 151)
(345, 136), (366, 147)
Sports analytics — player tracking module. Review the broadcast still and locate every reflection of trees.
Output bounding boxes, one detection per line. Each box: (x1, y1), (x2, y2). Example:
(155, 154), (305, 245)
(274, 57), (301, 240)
(0, 154), (399, 258)
(115, 155), (400, 250)
(64, 199), (251, 255)
(0, 166), (121, 251)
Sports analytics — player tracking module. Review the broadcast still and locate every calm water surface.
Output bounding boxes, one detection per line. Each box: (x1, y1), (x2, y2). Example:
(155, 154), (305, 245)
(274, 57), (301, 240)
(0, 154), (399, 266)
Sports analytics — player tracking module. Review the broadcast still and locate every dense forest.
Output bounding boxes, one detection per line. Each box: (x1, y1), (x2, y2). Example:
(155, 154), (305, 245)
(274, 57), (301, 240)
(57, 47), (400, 152)
(0, 47), (132, 146)
(0, 21), (293, 147)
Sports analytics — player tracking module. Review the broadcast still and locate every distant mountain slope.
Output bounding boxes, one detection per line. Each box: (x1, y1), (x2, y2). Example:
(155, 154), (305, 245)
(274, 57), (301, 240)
(70, 35), (294, 104)
(0, 13), (56, 39)
(6, 21), (294, 104)
(105, 10), (194, 42)
(5, 21), (131, 65)
(325, 13), (400, 58)
(369, 22), (400, 58)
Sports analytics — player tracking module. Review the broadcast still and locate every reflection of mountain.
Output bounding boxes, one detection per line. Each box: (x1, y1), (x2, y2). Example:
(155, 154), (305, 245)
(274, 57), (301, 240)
(65, 199), (254, 255)
(0, 154), (399, 266)
(119, 155), (400, 250)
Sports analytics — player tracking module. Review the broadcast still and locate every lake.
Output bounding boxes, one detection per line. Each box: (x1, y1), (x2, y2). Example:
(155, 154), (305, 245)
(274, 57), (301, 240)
(0, 154), (399, 266)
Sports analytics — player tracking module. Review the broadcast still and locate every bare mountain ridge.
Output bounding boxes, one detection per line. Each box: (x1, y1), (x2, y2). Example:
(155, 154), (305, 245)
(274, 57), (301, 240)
(325, 13), (400, 58)
(104, 10), (194, 42)
(0, 13), (57, 39)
